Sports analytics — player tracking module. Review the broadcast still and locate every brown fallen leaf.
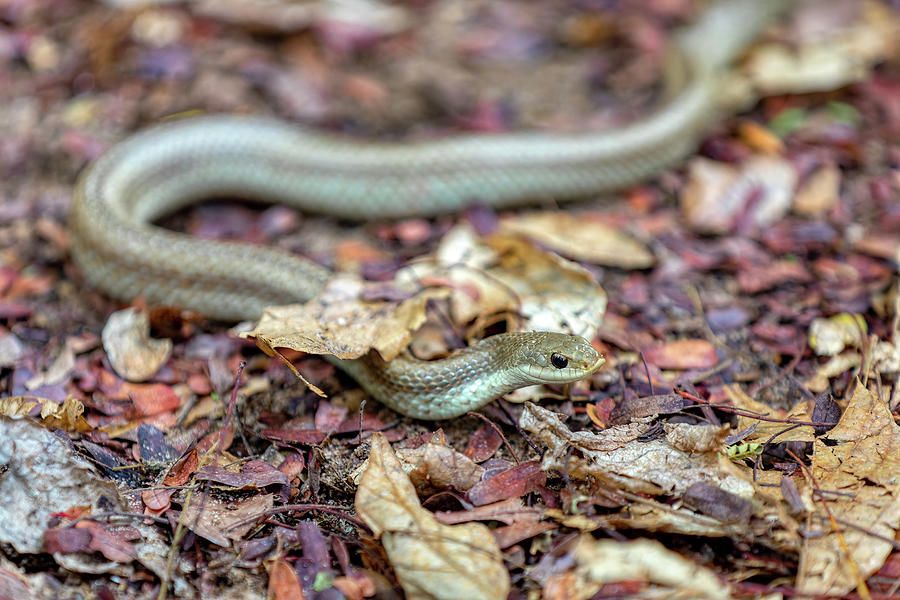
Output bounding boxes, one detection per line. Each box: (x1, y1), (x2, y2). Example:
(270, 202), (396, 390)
(467, 461), (546, 507)
(244, 279), (449, 361)
(681, 155), (797, 234)
(180, 493), (274, 547)
(723, 385), (816, 445)
(543, 536), (732, 600)
(793, 164), (841, 217)
(0, 396), (91, 433)
(797, 383), (900, 596)
(355, 433), (509, 600)
(641, 339), (718, 370)
(520, 403), (801, 547)
(499, 211), (654, 269)
(267, 558), (305, 600)
(101, 307), (172, 382)
(405, 442), (485, 495)
(435, 498), (552, 549)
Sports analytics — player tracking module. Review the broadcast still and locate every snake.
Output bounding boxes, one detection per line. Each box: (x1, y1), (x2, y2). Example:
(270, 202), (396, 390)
(69, 0), (795, 419)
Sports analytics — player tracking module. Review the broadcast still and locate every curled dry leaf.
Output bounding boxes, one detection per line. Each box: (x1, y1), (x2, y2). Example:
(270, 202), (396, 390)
(404, 442), (485, 495)
(355, 433), (509, 600)
(101, 308), (172, 382)
(499, 211), (654, 269)
(681, 156), (796, 234)
(243, 278), (449, 361)
(519, 403), (794, 543)
(742, 1), (900, 95)
(25, 342), (75, 390)
(808, 312), (867, 356)
(179, 493), (274, 547)
(521, 402), (748, 497)
(797, 384), (900, 596)
(543, 535), (731, 600)
(399, 225), (607, 341)
(0, 396), (91, 432)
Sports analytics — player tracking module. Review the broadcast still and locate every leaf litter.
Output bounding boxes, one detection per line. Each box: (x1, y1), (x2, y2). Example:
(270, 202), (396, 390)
(1, 0), (900, 598)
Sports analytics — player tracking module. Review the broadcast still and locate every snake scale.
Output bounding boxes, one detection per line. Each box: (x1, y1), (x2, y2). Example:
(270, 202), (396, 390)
(70, 0), (796, 419)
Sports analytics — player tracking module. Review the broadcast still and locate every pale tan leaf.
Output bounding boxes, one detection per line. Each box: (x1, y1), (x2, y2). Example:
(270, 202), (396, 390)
(243, 280), (449, 361)
(723, 385), (815, 444)
(797, 384), (900, 596)
(681, 156), (796, 234)
(793, 164), (841, 217)
(483, 234), (607, 340)
(543, 535), (731, 600)
(742, 2), (900, 94)
(102, 307), (172, 382)
(808, 313), (867, 356)
(355, 433), (509, 600)
(499, 211), (654, 269)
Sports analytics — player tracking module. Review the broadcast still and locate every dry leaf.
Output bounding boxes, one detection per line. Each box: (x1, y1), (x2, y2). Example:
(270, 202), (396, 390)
(499, 212), (654, 269)
(0, 417), (123, 555)
(399, 226), (608, 341)
(484, 234), (607, 339)
(355, 433), (509, 600)
(102, 307), (172, 382)
(808, 312), (867, 356)
(180, 493), (273, 547)
(522, 403), (748, 498)
(642, 339), (718, 370)
(404, 443), (485, 494)
(736, 120), (784, 155)
(25, 343), (75, 390)
(681, 156), (796, 234)
(797, 384), (900, 596)
(0, 396), (91, 433)
(743, 2), (900, 94)
(723, 385), (816, 444)
(518, 403), (801, 546)
(793, 164), (841, 217)
(243, 280), (449, 361)
(267, 558), (305, 600)
(543, 535), (731, 600)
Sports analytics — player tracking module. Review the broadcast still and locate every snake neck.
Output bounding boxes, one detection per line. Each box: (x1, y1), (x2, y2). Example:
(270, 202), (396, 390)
(335, 338), (524, 420)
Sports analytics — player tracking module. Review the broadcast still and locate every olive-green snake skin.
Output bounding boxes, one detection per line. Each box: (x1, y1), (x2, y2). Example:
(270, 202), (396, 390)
(70, 0), (795, 419)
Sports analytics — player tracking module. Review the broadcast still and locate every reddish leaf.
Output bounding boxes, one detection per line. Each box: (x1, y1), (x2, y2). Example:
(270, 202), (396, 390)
(642, 340), (718, 370)
(463, 424), (503, 462)
(260, 429), (327, 445)
(467, 461), (546, 506)
(44, 527), (92, 555)
(195, 460), (289, 490)
(268, 558), (305, 600)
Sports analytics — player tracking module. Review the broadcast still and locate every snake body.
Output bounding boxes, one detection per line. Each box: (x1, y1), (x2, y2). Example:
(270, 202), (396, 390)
(70, 0), (794, 419)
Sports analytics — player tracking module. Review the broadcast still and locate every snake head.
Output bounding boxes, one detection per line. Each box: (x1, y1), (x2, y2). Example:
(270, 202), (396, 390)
(505, 332), (605, 385)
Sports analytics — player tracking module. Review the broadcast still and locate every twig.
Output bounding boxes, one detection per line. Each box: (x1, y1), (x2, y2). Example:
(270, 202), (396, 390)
(678, 390), (836, 427)
(465, 411), (520, 464)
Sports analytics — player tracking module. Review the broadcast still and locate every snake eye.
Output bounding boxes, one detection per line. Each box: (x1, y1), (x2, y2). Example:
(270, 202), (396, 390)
(550, 353), (568, 369)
